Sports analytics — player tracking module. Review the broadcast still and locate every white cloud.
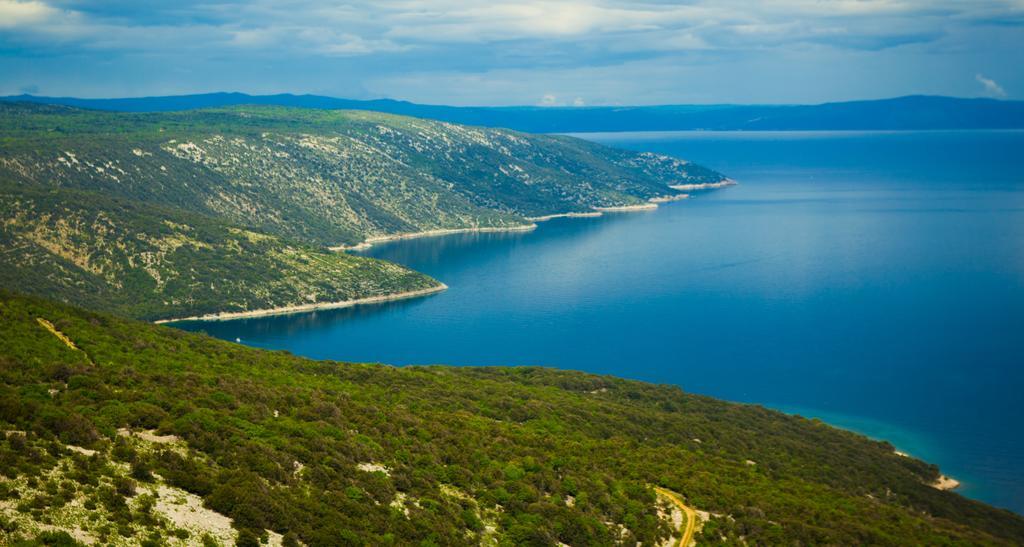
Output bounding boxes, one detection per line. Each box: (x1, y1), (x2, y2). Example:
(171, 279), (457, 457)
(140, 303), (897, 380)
(0, 0), (58, 28)
(2, 0), (1023, 103)
(5, 0), (1016, 56)
(533, 94), (587, 106)
(976, 74), (1007, 97)
(317, 35), (409, 56)
(228, 27), (283, 48)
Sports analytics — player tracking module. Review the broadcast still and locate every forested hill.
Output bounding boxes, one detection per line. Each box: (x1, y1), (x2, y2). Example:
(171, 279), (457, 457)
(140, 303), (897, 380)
(0, 102), (723, 321)
(5, 93), (1023, 132)
(2, 291), (1024, 545)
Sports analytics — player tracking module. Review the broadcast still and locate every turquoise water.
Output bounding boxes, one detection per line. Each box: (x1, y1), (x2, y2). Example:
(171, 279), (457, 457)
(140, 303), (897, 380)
(177, 130), (1024, 513)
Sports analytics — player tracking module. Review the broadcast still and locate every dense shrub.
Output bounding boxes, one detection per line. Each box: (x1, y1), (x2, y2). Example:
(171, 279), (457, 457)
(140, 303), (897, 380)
(0, 291), (1022, 545)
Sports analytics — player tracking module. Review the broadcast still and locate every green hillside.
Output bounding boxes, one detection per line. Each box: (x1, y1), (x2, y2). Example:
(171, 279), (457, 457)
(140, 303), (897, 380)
(0, 183), (439, 322)
(0, 103), (725, 247)
(2, 291), (1023, 545)
(0, 102), (725, 321)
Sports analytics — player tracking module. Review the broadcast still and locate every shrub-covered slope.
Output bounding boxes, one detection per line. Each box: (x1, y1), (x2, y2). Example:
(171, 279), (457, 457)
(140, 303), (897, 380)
(1, 292), (1022, 545)
(0, 184), (439, 321)
(0, 102), (724, 321)
(0, 102), (725, 247)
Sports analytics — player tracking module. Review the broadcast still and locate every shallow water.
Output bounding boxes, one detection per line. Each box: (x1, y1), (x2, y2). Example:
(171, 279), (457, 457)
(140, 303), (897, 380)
(178, 130), (1024, 513)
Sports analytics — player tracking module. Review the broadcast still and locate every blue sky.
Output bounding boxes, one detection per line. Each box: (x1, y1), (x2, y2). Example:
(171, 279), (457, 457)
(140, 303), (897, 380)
(1, 0), (1021, 105)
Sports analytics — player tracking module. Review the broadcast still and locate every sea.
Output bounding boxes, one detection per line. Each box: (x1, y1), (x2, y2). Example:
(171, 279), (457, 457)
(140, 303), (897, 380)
(176, 130), (1024, 513)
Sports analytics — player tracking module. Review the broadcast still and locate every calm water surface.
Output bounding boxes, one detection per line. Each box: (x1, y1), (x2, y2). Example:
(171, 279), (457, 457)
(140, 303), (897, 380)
(178, 131), (1024, 513)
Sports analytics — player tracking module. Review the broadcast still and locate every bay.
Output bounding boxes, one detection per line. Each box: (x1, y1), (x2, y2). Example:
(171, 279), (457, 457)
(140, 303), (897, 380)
(178, 130), (1024, 513)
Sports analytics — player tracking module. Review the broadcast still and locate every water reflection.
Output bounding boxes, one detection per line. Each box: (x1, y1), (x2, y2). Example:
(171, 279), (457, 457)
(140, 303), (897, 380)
(174, 294), (443, 340)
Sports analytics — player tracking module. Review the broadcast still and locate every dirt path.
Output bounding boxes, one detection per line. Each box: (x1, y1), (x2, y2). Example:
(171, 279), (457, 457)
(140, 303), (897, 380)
(654, 486), (698, 547)
(37, 317), (93, 365)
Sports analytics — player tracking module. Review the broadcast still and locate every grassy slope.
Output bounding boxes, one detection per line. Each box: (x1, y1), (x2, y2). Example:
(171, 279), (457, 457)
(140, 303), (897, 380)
(2, 291), (1022, 545)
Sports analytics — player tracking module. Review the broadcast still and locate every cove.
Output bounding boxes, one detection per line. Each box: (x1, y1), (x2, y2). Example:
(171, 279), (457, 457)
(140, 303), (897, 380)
(177, 130), (1024, 514)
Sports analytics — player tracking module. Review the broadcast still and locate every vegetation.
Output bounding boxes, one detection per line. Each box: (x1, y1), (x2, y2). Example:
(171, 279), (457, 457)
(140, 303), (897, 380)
(5, 100), (1018, 546)
(0, 101), (724, 321)
(2, 291), (1023, 545)
(0, 182), (438, 322)
(0, 102), (725, 247)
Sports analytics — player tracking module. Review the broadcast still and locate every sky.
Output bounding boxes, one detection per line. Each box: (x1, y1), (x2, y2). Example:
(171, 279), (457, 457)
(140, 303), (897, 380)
(1, 0), (1021, 105)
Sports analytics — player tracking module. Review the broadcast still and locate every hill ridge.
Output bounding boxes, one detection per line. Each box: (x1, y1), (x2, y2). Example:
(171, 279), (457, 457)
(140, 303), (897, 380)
(4, 93), (1023, 132)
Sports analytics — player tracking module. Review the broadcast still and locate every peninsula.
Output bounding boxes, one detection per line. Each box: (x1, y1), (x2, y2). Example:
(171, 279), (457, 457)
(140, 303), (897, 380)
(0, 102), (726, 322)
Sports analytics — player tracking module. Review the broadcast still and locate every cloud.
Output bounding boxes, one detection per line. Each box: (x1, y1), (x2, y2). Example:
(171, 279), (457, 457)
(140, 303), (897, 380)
(0, 0), (58, 28)
(385, 2), (676, 43)
(317, 35), (409, 57)
(534, 94), (587, 107)
(976, 73), (1007, 97)
(1, 1), (1022, 103)
(3, 0), (979, 54)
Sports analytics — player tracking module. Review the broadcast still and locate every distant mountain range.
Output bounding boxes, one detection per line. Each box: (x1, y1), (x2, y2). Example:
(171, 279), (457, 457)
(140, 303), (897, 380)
(3, 93), (1023, 132)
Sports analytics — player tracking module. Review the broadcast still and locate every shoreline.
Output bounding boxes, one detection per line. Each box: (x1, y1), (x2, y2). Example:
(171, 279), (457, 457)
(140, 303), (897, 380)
(527, 211), (604, 222)
(164, 182), (737, 325)
(893, 449), (960, 490)
(782, 406), (965, 496)
(932, 474), (962, 491)
(529, 200), (670, 223)
(593, 203), (659, 212)
(529, 191), (697, 221)
(154, 284), (448, 324)
(330, 224), (537, 252)
(648, 193), (691, 204)
(332, 182), (737, 250)
(670, 178), (738, 191)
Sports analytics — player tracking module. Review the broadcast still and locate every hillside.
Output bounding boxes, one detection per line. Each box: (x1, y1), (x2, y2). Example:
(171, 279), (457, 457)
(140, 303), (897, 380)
(5, 93), (1023, 132)
(0, 183), (439, 322)
(0, 102), (724, 320)
(0, 102), (723, 246)
(1, 291), (1023, 545)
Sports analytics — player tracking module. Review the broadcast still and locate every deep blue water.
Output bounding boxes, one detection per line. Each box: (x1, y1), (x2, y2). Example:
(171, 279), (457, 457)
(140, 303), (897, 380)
(178, 130), (1024, 513)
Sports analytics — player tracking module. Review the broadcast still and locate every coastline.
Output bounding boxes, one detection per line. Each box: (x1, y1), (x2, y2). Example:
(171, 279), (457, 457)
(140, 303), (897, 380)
(780, 406), (964, 496)
(154, 284), (448, 324)
(330, 224), (537, 252)
(670, 178), (738, 191)
(332, 182), (736, 250)
(593, 203), (658, 212)
(648, 193), (691, 204)
(527, 211), (604, 222)
(529, 191), (695, 222)
(932, 474), (962, 491)
(167, 182), (736, 325)
(333, 201), (669, 250)
(893, 449), (960, 490)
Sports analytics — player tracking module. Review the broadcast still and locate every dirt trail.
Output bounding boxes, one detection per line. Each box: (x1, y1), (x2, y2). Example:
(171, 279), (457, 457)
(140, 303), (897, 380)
(655, 486), (698, 547)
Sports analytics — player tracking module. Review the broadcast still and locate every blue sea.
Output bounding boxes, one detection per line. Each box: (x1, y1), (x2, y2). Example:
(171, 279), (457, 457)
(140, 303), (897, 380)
(177, 130), (1024, 513)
